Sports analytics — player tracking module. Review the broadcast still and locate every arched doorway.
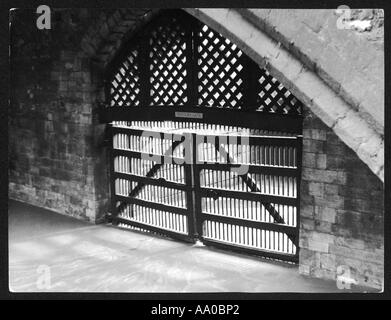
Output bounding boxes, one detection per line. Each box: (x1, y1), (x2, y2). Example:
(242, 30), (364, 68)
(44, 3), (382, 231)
(100, 9), (303, 263)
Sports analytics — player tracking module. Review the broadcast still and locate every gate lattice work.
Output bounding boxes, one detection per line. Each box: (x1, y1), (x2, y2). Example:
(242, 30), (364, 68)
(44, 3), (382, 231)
(101, 10), (303, 263)
(105, 9), (303, 115)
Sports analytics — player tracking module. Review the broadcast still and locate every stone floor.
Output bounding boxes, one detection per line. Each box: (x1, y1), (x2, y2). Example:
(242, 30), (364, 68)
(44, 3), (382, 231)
(9, 199), (361, 293)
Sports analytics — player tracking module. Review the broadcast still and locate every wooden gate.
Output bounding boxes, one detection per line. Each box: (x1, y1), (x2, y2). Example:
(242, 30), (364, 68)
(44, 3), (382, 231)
(110, 122), (195, 242)
(105, 121), (302, 263)
(194, 131), (301, 263)
(100, 9), (303, 263)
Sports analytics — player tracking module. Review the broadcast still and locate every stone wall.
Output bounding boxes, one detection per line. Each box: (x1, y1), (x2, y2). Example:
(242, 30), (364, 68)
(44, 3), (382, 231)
(299, 109), (384, 290)
(9, 9), (109, 223)
(242, 9), (384, 133)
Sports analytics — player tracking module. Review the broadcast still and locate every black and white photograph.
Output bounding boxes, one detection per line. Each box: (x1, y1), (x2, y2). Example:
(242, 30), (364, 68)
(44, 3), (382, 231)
(3, 0), (388, 301)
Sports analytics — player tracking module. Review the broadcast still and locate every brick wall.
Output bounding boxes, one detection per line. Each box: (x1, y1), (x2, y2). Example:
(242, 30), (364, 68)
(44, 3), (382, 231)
(9, 9), (109, 223)
(299, 109), (384, 290)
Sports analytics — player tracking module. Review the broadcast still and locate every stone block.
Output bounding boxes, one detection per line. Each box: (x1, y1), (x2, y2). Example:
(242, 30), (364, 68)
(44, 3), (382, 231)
(307, 240), (329, 253)
(302, 168), (346, 185)
(308, 181), (324, 197)
(324, 183), (338, 196)
(301, 217), (315, 231)
(302, 152), (316, 168)
(320, 253), (336, 271)
(316, 206), (336, 223)
(300, 204), (315, 218)
(303, 128), (327, 141)
(303, 139), (325, 154)
(314, 220), (333, 233)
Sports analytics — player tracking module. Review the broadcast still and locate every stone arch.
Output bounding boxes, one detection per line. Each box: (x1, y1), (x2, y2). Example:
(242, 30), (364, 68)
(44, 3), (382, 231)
(80, 8), (161, 76)
(81, 8), (383, 182)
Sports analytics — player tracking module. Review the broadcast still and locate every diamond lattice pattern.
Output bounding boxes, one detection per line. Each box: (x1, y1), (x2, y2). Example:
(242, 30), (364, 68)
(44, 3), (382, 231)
(197, 24), (244, 109)
(108, 12), (302, 115)
(256, 69), (302, 115)
(110, 49), (141, 107)
(149, 16), (188, 106)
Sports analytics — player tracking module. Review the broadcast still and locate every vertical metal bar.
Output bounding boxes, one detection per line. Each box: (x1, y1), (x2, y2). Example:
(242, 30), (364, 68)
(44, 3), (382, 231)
(191, 132), (203, 239)
(295, 135), (303, 257)
(241, 55), (258, 111)
(139, 27), (151, 106)
(184, 132), (195, 239)
(186, 14), (198, 107)
(108, 124), (120, 225)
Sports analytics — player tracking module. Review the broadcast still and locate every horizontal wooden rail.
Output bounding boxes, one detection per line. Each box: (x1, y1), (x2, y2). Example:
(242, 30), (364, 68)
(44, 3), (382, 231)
(112, 216), (194, 243)
(200, 239), (299, 263)
(201, 213), (298, 236)
(112, 149), (185, 164)
(112, 126), (187, 139)
(113, 172), (188, 189)
(198, 133), (300, 147)
(199, 187), (298, 206)
(99, 105), (303, 134)
(198, 163), (298, 177)
(115, 195), (190, 216)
